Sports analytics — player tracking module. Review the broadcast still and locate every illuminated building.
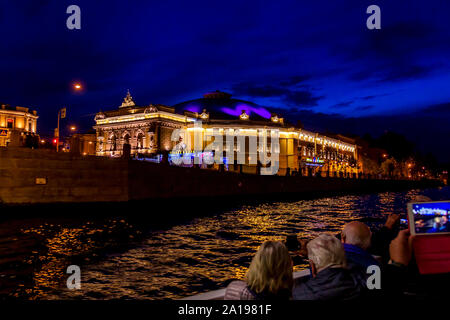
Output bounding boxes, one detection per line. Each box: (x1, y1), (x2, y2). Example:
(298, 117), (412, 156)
(0, 104), (38, 147)
(94, 91), (359, 176)
(94, 90), (194, 158)
(68, 133), (97, 156)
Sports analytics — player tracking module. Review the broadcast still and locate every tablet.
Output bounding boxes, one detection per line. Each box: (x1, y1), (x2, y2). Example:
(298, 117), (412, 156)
(407, 201), (450, 236)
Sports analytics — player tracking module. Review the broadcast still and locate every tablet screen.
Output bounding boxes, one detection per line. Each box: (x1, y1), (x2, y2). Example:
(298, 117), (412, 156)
(409, 201), (450, 235)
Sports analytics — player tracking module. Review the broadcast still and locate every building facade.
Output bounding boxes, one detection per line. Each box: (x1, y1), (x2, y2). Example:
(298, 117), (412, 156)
(94, 91), (193, 158)
(68, 133), (97, 156)
(0, 104), (38, 147)
(94, 91), (359, 176)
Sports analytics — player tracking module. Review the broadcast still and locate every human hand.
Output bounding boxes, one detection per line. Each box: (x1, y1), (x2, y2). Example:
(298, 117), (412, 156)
(389, 229), (413, 266)
(385, 213), (400, 230)
(294, 239), (309, 257)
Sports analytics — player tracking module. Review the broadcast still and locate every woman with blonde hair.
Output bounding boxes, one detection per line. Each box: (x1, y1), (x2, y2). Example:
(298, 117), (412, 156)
(224, 241), (293, 300)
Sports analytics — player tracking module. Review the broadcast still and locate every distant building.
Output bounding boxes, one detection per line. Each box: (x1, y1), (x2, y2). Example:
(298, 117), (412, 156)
(94, 91), (359, 176)
(0, 104), (38, 147)
(68, 133), (97, 156)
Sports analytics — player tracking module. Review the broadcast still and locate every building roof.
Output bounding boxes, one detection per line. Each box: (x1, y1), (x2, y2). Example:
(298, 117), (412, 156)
(97, 91), (289, 127)
(94, 91), (357, 152)
(99, 104), (175, 118)
(172, 91), (286, 125)
(0, 104), (38, 116)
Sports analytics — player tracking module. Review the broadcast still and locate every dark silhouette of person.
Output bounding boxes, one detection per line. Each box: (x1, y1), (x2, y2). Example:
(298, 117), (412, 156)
(25, 133), (33, 148)
(32, 134), (39, 149)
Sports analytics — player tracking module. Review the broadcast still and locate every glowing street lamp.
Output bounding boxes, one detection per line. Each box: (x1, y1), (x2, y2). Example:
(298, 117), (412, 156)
(73, 83), (82, 90)
(70, 126), (77, 132)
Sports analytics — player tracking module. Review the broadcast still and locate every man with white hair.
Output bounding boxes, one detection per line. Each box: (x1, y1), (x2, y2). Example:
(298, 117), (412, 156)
(293, 234), (366, 300)
(341, 221), (380, 270)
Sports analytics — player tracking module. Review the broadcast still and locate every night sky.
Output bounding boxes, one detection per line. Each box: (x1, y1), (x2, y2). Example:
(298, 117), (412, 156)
(1, 1), (449, 161)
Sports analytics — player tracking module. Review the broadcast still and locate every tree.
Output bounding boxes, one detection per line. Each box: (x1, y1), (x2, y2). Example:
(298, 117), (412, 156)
(361, 156), (382, 176)
(381, 158), (397, 178)
(374, 132), (415, 161)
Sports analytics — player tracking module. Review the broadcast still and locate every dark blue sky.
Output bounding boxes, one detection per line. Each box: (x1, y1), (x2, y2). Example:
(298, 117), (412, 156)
(1, 1), (449, 161)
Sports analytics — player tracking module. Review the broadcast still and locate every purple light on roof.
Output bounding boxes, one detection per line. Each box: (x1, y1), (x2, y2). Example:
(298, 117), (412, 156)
(252, 107), (271, 119)
(221, 104), (271, 119)
(185, 105), (201, 113)
(221, 107), (243, 117)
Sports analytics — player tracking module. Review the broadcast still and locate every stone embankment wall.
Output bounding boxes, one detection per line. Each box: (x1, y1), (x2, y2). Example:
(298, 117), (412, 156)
(0, 148), (128, 204)
(0, 147), (442, 205)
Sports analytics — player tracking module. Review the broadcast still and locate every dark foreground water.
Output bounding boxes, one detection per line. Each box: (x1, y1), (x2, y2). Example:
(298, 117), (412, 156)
(1, 187), (449, 300)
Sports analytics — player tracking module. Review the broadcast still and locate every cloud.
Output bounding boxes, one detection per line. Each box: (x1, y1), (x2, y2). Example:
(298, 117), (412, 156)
(360, 95), (376, 100)
(350, 22), (434, 61)
(231, 84), (287, 98)
(340, 21), (448, 83)
(359, 92), (394, 100)
(332, 101), (354, 108)
(279, 75), (311, 87)
(349, 63), (437, 83)
(231, 80), (324, 107)
(353, 105), (375, 111)
(420, 102), (450, 114)
(284, 90), (323, 107)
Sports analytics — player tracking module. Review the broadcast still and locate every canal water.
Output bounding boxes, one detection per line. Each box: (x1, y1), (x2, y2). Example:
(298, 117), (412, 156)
(0, 187), (449, 299)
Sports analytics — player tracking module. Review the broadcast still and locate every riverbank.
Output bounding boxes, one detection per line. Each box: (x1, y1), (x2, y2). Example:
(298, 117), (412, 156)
(0, 147), (443, 205)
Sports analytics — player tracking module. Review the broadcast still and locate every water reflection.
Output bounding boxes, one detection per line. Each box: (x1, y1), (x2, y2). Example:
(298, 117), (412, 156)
(0, 187), (449, 299)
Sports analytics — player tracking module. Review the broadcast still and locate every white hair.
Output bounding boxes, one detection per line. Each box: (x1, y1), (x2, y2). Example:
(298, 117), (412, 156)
(307, 234), (346, 271)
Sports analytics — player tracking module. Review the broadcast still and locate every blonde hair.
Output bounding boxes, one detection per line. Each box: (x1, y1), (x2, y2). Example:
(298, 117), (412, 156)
(245, 241), (293, 295)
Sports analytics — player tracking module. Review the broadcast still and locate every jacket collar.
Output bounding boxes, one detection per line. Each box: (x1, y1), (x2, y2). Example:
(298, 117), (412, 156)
(343, 243), (369, 255)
